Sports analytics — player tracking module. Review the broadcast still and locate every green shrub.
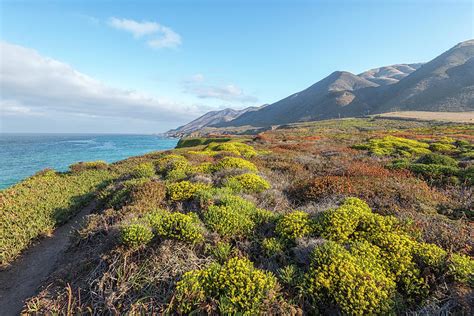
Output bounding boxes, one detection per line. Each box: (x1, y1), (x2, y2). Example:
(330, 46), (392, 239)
(306, 241), (396, 315)
(69, 160), (108, 173)
(353, 136), (431, 157)
(225, 173), (270, 193)
(175, 257), (278, 314)
(120, 223), (154, 248)
(176, 137), (231, 148)
(413, 242), (447, 270)
(262, 237), (286, 256)
(207, 241), (233, 263)
(190, 162), (213, 174)
(213, 157), (258, 172)
(276, 211), (312, 240)
(203, 204), (255, 238)
(131, 162), (155, 178)
(415, 153), (458, 167)
(147, 210), (204, 243)
(0, 169), (115, 265)
(166, 181), (210, 201)
(408, 163), (459, 178)
(448, 253), (474, 285)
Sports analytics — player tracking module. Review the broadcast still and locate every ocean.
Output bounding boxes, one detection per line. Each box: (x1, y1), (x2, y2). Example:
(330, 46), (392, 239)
(0, 134), (178, 189)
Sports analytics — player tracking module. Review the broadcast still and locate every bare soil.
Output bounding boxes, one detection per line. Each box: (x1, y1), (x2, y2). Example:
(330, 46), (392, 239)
(374, 111), (474, 123)
(0, 202), (96, 316)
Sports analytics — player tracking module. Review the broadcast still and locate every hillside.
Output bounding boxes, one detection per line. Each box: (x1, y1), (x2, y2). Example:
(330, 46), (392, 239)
(166, 106), (262, 136)
(1, 118), (473, 315)
(214, 40), (474, 128)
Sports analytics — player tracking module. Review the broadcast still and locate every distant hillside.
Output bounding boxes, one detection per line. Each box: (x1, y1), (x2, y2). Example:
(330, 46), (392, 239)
(172, 40), (474, 133)
(223, 39), (474, 128)
(166, 106), (262, 136)
(358, 63), (423, 86)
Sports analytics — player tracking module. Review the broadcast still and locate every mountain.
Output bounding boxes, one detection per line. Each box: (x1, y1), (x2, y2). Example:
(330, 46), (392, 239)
(172, 40), (473, 133)
(220, 39), (473, 128)
(166, 106), (261, 136)
(358, 63), (423, 86)
(375, 40), (474, 112)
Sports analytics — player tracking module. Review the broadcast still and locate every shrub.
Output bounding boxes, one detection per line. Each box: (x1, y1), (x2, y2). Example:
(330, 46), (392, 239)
(131, 162), (155, 178)
(190, 162), (213, 174)
(0, 169), (114, 265)
(166, 181), (210, 201)
(306, 241), (396, 315)
(262, 237), (286, 256)
(408, 163), (459, 179)
(429, 142), (457, 153)
(225, 173), (270, 193)
(415, 153), (458, 167)
(276, 211), (313, 240)
(353, 136), (431, 157)
(175, 257), (278, 314)
(128, 180), (166, 210)
(448, 253), (474, 285)
(155, 154), (190, 180)
(203, 204), (255, 238)
(213, 157), (258, 172)
(205, 141), (257, 158)
(147, 211), (204, 243)
(207, 242), (233, 263)
(69, 160), (108, 173)
(176, 137), (231, 148)
(120, 223), (154, 248)
(413, 242), (447, 270)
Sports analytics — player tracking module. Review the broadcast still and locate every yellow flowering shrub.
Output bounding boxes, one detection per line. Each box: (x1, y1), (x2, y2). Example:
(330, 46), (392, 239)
(448, 253), (474, 285)
(276, 211), (312, 240)
(262, 237), (286, 256)
(175, 257), (278, 314)
(353, 136), (431, 157)
(146, 210), (204, 244)
(131, 162), (155, 178)
(203, 204), (255, 238)
(225, 173), (270, 193)
(306, 241), (396, 315)
(69, 160), (108, 173)
(213, 157), (258, 172)
(166, 181), (211, 201)
(120, 223), (154, 248)
(205, 142), (257, 158)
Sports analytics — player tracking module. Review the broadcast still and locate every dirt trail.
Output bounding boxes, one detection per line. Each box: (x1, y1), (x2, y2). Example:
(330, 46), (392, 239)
(0, 202), (96, 316)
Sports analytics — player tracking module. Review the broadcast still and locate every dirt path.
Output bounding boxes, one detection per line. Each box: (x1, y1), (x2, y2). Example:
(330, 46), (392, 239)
(0, 202), (96, 316)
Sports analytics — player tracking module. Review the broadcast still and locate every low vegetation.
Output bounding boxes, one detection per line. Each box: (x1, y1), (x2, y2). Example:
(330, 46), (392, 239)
(2, 118), (472, 314)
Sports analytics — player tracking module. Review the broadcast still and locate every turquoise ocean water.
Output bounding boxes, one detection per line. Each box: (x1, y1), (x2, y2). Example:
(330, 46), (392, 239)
(0, 134), (178, 189)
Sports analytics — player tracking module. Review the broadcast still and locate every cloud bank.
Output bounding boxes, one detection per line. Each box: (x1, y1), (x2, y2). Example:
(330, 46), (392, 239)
(183, 74), (258, 103)
(108, 17), (182, 49)
(0, 41), (197, 126)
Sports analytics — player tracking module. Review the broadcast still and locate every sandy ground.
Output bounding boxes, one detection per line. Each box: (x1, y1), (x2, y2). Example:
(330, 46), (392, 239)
(374, 111), (474, 123)
(0, 202), (96, 316)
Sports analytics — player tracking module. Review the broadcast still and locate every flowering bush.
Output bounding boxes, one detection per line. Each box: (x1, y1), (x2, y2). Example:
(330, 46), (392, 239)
(225, 173), (270, 193)
(205, 141), (257, 158)
(306, 241), (396, 315)
(203, 204), (255, 238)
(166, 181), (210, 201)
(448, 253), (474, 285)
(262, 237), (286, 256)
(156, 154), (190, 180)
(131, 162), (155, 178)
(175, 257), (278, 314)
(213, 157), (258, 172)
(276, 211), (313, 240)
(147, 210), (204, 243)
(353, 136), (431, 157)
(120, 223), (154, 248)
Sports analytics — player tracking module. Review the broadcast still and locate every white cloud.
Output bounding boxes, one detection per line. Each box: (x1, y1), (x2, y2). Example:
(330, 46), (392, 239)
(0, 41), (197, 125)
(108, 17), (181, 48)
(183, 76), (258, 103)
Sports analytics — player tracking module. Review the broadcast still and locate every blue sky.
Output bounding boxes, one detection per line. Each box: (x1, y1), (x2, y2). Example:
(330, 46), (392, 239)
(1, 0), (473, 133)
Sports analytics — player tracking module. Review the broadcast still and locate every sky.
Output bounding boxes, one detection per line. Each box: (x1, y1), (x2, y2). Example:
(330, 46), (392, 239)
(0, 0), (473, 133)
